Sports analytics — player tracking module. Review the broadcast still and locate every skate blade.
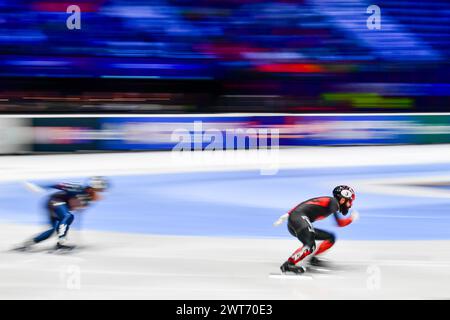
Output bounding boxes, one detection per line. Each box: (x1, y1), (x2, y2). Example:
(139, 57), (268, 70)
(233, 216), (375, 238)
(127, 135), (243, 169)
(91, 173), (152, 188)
(10, 247), (31, 253)
(269, 273), (313, 280)
(48, 247), (77, 254)
(308, 266), (333, 273)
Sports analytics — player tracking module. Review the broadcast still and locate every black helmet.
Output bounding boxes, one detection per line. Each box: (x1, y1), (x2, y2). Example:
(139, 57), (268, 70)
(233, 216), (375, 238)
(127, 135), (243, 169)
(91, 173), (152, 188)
(333, 185), (356, 202)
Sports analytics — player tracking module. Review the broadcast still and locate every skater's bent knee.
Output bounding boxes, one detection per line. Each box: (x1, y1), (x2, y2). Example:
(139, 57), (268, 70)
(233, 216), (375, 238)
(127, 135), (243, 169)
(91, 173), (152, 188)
(67, 213), (74, 224)
(305, 241), (316, 253)
(328, 233), (336, 243)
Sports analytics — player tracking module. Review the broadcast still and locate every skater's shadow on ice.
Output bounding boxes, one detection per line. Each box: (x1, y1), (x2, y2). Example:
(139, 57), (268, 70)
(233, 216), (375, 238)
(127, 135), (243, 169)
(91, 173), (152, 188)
(7, 244), (95, 255)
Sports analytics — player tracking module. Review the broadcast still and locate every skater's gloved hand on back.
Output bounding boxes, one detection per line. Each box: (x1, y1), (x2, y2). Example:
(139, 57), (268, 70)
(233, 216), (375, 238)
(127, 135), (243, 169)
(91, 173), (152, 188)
(273, 213), (289, 227)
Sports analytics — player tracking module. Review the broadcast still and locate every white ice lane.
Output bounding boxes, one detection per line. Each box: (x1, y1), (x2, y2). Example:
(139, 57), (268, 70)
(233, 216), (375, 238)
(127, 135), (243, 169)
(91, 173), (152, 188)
(1, 144), (450, 182)
(0, 223), (449, 299)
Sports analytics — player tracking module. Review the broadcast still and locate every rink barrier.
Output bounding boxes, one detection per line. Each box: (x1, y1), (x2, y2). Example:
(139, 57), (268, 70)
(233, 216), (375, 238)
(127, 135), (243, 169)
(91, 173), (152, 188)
(1, 113), (450, 153)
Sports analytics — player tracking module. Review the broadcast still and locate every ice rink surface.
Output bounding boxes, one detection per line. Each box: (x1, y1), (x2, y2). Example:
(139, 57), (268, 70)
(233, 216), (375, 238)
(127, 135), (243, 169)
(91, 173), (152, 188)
(1, 145), (450, 299)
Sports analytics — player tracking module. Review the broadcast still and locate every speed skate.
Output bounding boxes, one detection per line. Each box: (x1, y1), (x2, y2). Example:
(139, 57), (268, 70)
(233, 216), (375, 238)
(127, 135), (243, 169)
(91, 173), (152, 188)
(270, 261), (334, 279)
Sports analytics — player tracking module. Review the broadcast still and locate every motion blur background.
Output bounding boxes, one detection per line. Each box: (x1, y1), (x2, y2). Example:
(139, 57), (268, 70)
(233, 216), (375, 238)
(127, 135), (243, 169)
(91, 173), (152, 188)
(0, 0), (449, 153)
(1, 0), (450, 299)
(0, 0), (449, 114)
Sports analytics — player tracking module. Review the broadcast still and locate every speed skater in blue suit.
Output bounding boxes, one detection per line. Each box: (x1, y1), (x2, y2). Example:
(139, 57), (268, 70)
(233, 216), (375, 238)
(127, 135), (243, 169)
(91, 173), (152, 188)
(16, 176), (109, 251)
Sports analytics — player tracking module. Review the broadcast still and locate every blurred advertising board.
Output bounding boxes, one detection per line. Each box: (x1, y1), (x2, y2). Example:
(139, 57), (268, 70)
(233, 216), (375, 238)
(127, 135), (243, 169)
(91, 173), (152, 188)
(277, 115), (415, 146)
(98, 116), (255, 150)
(25, 114), (450, 153)
(277, 115), (450, 146)
(32, 117), (100, 152)
(0, 118), (33, 154)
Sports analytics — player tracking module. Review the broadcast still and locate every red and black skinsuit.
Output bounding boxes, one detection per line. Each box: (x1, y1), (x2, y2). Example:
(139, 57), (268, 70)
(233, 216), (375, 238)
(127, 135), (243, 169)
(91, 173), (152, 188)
(286, 196), (353, 265)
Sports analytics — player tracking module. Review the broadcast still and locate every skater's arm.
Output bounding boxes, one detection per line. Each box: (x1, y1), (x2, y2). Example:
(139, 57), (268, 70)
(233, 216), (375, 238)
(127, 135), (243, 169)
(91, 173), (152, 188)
(47, 182), (84, 193)
(273, 213), (289, 226)
(22, 181), (81, 194)
(23, 181), (46, 194)
(333, 210), (359, 227)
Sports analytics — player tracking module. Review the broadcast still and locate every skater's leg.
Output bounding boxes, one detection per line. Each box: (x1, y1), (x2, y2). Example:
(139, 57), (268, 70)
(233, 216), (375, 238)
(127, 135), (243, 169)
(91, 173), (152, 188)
(288, 227), (316, 265)
(33, 227), (56, 243)
(313, 228), (335, 256)
(14, 217), (58, 251)
(31, 214), (59, 244)
(281, 214), (316, 273)
(286, 214), (316, 265)
(53, 204), (74, 243)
